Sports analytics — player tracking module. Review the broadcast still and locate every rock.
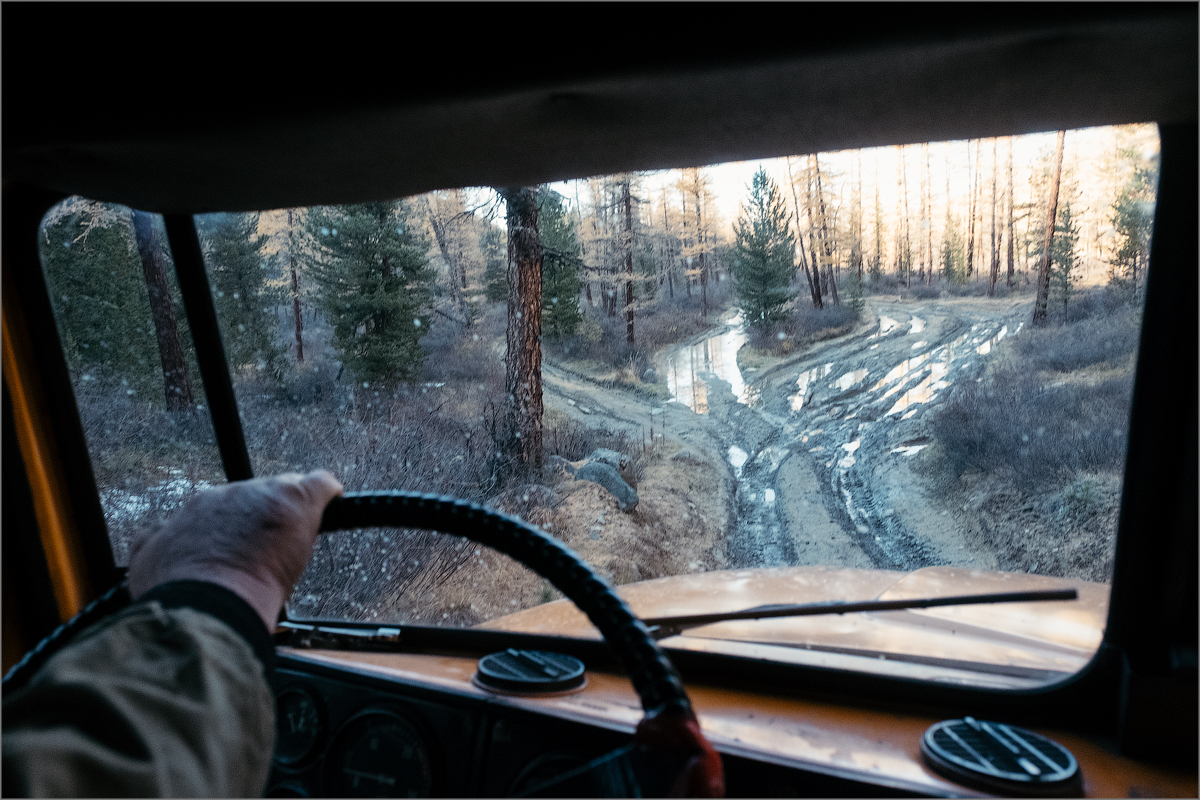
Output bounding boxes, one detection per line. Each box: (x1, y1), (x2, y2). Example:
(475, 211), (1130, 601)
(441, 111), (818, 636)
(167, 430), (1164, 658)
(642, 367), (658, 383)
(574, 461), (639, 512)
(586, 448), (637, 487)
(545, 454), (577, 481)
(579, 406), (592, 414)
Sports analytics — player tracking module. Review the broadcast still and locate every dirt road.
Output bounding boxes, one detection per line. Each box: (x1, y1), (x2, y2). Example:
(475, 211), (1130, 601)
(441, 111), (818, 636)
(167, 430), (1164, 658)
(545, 295), (1037, 575)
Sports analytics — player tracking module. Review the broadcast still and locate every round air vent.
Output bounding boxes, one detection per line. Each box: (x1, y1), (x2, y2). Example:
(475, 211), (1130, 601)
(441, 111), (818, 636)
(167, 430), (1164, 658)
(921, 717), (1082, 797)
(473, 649), (587, 694)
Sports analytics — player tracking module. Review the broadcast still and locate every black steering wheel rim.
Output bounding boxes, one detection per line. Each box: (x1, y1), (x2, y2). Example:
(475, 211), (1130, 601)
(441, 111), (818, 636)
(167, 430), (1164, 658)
(319, 491), (694, 719)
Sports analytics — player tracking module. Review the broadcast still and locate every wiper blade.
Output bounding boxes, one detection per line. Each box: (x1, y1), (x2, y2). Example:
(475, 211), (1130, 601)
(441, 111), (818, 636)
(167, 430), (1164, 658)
(642, 588), (1078, 640)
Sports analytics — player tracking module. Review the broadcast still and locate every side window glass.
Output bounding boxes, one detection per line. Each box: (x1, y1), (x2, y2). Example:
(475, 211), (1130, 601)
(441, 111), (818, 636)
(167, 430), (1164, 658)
(39, 198), (222, 564)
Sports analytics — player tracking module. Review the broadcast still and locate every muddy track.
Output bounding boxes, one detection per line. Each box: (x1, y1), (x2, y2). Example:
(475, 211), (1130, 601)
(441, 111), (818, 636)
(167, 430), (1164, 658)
(647, 296), (1035, 572)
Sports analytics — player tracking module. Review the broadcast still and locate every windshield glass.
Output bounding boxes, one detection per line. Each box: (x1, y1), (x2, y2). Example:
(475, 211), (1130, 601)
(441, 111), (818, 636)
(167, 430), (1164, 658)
(43, 124), (1158, 687)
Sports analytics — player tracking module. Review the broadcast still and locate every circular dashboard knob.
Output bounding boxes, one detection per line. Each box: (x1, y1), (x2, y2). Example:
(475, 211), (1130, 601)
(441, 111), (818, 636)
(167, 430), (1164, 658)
(474, 649), (587, 694)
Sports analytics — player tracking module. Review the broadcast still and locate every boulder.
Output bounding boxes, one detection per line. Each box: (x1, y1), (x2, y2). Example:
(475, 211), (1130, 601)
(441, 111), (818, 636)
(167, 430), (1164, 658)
(586, 447), (637, 488)
(574, 461), (639, 512)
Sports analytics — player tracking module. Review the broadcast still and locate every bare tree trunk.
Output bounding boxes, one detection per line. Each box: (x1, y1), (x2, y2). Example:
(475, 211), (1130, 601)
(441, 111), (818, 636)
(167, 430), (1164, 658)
(288, 209), (304, 362)
(426, 196), (472, 327)
(814, 156), (839, 304)
(786, 156), (821, 308)
(132, 210), (194, 410)
(1032, 131), (1066, 326)
(1006, 137), (1015, 288)
(694, 181), (708, 318)
(989, 139), (1000, 296)
(806, 156), (827, 301)
(925, 143), (934, 286)
(499, 187), (544, 472)
(967, 140), (978, 278)
(622, 176), (635, 344)
(918, 145), (927, 283)
(900, 146), (911, 289)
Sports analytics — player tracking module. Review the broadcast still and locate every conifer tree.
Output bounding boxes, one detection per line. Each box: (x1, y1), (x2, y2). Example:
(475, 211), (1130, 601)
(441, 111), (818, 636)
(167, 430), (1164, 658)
(196, 212), (284, 379)
(733, 168), (795, 327)
(481, 222), (508, 303)
(538, 188), (583, 341)
(307, 201), (433, 383)
(1049, 202), (1081, 314)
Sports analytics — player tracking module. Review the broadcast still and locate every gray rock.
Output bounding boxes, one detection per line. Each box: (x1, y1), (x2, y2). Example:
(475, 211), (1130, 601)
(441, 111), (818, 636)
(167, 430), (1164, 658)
(586, 447), (637, 487)
(642, 367), (658, 383)
(574, 461), (639, 512)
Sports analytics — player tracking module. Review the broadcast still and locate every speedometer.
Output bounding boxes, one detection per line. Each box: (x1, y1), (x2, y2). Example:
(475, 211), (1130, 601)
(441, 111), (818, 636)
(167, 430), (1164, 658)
(326, 709), (435, 798)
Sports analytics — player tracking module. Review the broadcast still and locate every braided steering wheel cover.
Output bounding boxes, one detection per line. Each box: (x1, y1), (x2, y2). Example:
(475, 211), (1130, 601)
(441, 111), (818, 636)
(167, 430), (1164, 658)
(319, 491), (692, 718)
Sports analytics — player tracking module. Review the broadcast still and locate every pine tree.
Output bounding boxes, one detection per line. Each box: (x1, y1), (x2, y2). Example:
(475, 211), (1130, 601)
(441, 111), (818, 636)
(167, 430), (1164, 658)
(195, 212), (284, 379)
(1048, 202), (1081, 315)
(40, 200), (163, 391)
(1107, 147), (1158, 300)
(481, 222), (508, 303)
(307, 201), (433, 383)
(733, 168), (795, 327)
(538, 187), (583, 341)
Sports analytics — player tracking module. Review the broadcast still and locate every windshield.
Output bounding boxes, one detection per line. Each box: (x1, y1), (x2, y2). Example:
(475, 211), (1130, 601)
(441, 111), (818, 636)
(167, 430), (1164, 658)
(41, 124), (1158, 687)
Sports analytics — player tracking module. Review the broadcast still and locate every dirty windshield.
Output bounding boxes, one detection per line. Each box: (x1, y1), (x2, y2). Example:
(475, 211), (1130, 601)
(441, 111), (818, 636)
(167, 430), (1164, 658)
(42, 125), (1157, 682)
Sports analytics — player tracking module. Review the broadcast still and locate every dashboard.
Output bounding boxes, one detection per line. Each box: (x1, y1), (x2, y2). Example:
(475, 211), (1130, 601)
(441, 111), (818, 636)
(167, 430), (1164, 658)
(266, 648), (1195, 798)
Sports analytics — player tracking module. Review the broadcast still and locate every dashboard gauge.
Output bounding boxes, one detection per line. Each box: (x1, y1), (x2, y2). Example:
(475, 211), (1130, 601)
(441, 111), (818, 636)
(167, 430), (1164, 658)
(326, 709), (435, 798)
(274, 687), (325, 768)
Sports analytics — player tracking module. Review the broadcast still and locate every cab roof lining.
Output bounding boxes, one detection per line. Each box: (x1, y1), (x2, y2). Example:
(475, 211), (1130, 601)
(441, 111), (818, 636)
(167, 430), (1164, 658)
(4, 6), (1196, 215)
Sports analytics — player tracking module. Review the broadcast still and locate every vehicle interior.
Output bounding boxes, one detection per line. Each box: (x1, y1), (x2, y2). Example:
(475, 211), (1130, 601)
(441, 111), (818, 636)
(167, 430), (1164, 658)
(3, 6), (1196, 797)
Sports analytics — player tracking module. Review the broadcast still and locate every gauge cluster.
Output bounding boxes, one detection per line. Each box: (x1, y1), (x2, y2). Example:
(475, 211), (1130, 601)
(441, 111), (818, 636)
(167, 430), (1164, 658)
(267, 657), (632, 798)
(268, 654), (931, 798)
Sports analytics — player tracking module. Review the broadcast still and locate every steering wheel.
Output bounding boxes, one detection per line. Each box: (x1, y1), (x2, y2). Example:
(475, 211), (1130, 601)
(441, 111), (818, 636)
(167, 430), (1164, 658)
(319, 491), (725, 798)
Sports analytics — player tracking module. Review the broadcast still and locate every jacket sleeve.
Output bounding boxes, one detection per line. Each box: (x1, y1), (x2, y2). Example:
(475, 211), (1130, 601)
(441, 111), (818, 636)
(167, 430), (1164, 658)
(2, 583), (277, 798)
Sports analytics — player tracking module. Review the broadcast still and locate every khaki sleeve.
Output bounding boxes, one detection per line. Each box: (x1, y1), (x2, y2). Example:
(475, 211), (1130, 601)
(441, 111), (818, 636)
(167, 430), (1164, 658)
(2, 602), (275, 798)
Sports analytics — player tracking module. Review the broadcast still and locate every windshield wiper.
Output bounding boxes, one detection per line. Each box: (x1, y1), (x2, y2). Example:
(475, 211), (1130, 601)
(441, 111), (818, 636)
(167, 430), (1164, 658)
(642, 588), (1078, 640)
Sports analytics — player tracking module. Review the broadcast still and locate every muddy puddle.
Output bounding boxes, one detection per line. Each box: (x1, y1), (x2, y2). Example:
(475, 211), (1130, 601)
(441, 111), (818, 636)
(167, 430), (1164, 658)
(660, 304), (1024, 572)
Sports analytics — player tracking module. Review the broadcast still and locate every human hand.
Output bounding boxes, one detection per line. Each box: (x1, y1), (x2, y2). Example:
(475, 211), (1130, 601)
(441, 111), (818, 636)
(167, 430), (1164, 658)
(127, 470), (344, 630)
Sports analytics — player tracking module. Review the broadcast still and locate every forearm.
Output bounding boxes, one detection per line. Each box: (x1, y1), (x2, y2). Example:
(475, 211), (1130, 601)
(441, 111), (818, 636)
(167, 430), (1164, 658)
(2, 584), (276, 798)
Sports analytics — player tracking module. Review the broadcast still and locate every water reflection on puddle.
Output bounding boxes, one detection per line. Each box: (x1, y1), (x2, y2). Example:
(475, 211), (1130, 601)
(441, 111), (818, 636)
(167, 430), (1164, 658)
(976, 325), (1008, 355)
(728, 445), (749, 476)
(790, 363), (833, 410)
(833, 369), (869, 392)
(661, 316), (751, 413)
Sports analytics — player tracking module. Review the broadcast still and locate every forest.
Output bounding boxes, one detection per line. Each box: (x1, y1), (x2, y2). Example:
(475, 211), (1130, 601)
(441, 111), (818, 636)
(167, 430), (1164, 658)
(40, 123), (1158, 624)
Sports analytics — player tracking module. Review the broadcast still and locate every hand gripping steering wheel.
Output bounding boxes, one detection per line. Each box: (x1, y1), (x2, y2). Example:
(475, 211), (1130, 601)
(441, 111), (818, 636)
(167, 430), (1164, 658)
(320, 491), (725, 798)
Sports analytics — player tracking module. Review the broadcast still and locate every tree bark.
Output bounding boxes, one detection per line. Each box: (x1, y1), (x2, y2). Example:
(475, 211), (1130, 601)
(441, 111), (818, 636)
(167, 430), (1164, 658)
(967, 140), (978, 278)
(1006, 137), (1015, 288)
(499, 186), (544, 472)
(814, 156), (839, 304)
(989, 138), (1000, 296)
(426, 196), (470, 327)
(622, 176), (635, 344)
(132, 210), (194, 410)
(288, 209), (304, 362)
(786, 156), (821, 308)
(1032, 131), (1066, 326)
(925, 143), (934, 286)
(900, 146), (911, 289)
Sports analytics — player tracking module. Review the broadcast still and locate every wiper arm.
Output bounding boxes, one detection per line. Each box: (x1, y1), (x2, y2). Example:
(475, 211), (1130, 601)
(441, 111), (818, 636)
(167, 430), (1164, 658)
(642, 588), (1078, 640)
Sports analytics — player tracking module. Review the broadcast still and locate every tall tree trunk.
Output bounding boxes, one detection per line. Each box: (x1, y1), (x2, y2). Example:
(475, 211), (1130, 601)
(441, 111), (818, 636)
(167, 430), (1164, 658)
(132, 210), (194, 410)
(967, 140), (978, 278)
(814, 156), (839, 304)
(499, 187), (544, 472)
(1032, 131), (1066, 326)
(855, 151), (865, 282)
(426, 196), (471, 327)
(989, 139), (1000, 296)
(918, 145), (927, 283)
(925, 143), (934, 285)
(806, 156), (827, 301)
(1006, 137), (1015, 288)
(288, 209), (304, 362)
(786, 156), (821, 308)
(622, 176), (635, 344)
(693, 179), (708, 318)
(900, 146), (911, 289)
